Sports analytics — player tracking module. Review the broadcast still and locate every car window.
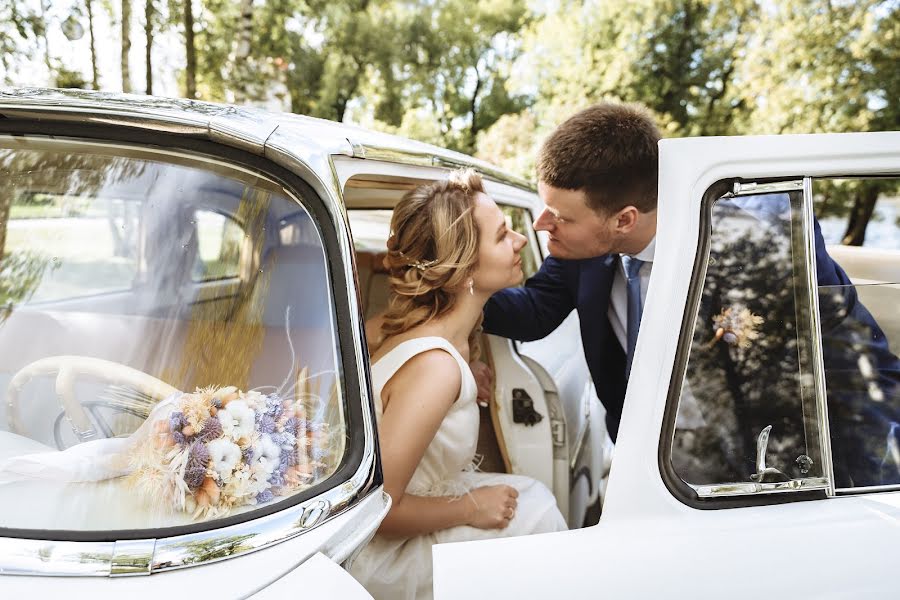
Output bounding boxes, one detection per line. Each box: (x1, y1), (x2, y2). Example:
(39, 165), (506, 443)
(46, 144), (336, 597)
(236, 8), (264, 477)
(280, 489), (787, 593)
(669, 187), (827, 498)
(192, 209), (243, 282)
(347, 199), (541, 319)
(813, 177), (900, 491)
(501, 204), (540, 280)
(0, 137), (347, 533)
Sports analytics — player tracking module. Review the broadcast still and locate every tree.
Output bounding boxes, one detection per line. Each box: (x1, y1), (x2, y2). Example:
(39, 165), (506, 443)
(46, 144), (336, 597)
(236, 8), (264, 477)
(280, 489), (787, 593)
(741, 0), (899, 244)
(145, 0), (156, 94)
(121, 0), (132, 92)
(183, 0), (197, 98)
(0, 1), (42, 85)
(87, 0), (100, 89)
(518, 0), (757, 137)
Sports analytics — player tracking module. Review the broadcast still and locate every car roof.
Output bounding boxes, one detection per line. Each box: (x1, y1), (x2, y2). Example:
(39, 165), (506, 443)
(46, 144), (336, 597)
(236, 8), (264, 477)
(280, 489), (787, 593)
(0, 87), (532, 190)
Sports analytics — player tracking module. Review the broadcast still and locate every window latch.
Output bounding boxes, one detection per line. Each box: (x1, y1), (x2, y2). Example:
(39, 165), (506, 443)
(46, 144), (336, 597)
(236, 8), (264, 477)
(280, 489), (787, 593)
(750, 425), (790, 483)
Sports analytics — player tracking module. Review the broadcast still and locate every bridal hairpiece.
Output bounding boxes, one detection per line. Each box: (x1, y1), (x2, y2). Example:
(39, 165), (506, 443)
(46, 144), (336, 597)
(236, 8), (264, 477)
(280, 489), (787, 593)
(398, 249), (439, 271)
(388, 231), (439, 271)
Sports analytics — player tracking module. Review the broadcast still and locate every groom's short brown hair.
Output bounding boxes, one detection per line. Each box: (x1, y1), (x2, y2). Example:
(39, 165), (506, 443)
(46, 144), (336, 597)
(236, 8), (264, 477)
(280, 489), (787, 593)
(536, 102), (661, 214)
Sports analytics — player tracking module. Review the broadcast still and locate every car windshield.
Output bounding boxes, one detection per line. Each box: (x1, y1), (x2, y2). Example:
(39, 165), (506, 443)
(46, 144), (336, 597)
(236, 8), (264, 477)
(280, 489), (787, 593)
(0, 137), (347, 533)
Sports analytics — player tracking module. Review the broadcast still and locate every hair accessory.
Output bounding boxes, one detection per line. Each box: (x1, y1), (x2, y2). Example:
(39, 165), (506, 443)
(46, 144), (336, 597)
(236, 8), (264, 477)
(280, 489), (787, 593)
(397, 249), (439, 272)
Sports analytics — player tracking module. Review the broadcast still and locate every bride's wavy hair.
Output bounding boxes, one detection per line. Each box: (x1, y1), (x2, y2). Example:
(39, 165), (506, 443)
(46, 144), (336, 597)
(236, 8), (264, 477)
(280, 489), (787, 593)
(381, 168), (485, 360)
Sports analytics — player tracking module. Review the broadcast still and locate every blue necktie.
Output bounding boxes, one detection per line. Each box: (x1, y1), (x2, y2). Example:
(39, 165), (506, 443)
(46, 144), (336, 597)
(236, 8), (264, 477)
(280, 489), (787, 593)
(622, 255), (644, 380)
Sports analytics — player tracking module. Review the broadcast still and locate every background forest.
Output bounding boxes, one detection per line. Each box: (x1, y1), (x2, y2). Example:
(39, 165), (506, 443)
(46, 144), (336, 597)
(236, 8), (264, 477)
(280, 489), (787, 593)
(1, 0), (897, 243)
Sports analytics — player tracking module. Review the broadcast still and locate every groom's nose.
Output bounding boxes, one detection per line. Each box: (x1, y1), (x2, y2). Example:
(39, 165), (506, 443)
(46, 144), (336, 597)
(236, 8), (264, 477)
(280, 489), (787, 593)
(534, 208), (554, 232)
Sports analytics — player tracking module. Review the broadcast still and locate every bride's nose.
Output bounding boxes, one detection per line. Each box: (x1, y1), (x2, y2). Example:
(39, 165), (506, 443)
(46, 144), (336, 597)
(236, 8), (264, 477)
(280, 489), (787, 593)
(513, 231), (527, 252)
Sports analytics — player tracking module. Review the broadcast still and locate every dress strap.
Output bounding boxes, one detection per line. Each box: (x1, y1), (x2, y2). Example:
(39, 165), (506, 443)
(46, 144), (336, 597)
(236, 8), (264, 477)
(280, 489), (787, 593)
(371, 336), (473, 404)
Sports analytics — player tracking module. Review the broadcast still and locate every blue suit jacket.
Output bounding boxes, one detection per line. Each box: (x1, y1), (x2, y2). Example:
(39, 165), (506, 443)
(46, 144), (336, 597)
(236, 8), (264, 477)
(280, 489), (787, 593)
(484, 219), (900, 486)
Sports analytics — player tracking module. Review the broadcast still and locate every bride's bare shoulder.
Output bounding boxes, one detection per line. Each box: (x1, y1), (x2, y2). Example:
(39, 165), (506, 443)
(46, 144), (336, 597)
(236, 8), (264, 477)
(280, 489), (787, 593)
(380, 343), (462, 410)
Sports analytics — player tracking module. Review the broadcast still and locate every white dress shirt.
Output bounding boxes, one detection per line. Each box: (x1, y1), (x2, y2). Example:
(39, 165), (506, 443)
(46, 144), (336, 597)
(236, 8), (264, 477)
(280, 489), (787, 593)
(607, 237), (656, 352)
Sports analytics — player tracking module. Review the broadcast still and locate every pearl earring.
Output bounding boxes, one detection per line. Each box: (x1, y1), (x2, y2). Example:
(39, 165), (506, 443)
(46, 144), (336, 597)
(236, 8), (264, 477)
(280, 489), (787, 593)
(468, 279), (475, 295)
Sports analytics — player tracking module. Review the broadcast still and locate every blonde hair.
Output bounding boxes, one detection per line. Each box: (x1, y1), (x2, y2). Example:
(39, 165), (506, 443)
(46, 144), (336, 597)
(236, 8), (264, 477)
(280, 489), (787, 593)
(381, 169), (485, 359)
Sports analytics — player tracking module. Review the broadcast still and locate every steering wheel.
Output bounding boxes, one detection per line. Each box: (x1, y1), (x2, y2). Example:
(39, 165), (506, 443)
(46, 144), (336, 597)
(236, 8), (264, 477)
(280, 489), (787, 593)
(6, 356), (178, 444)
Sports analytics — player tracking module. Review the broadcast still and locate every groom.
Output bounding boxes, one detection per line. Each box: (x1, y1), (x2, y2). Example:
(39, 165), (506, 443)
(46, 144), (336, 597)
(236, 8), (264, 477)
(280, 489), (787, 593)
(480, 102), (660, 443)
(480, 102), (900, 466)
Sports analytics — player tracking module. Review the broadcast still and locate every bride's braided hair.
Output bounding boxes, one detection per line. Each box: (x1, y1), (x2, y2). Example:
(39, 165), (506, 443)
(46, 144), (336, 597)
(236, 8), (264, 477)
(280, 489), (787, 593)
(381, 168), (485, 360)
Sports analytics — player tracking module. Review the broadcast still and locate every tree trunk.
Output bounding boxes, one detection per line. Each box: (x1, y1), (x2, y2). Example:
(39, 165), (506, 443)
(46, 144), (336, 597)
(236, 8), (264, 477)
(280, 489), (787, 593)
(86, 0), (100, 89)
(231, 0), (254, 103)
(841, 186), (880, 246)
(184, 0), (197, 98)
(145, 0), (154, 94)
(121, 0), (132, 92)
(39, 1), (52, 73)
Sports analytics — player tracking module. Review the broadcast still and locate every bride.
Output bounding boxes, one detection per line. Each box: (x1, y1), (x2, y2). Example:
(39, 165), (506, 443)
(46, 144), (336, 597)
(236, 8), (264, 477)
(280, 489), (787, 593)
(350, 169), (567, 599)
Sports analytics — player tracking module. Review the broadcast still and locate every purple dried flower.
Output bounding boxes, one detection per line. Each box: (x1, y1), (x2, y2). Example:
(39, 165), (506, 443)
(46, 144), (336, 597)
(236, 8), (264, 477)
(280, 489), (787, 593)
(197, 416), (223, 442)
(265, 394), (283, 420)
(242, 446), (255, 463)
(256, 490), (274, 504)
(212, 397), (222, 409)
(169, 411), (187, 431)
(256, 414), (276, 434)
(271, 431), (294, 449)
(282, 417), (300, 435)
(311, 447), (328, 461)
(285, 449), (299, 467)
(184, 442), (210, 490)
(172, 431), (187, 447)
(269, 471), (285, 487)
(279, 451), (292, 471)
(185, 466), (206, 490)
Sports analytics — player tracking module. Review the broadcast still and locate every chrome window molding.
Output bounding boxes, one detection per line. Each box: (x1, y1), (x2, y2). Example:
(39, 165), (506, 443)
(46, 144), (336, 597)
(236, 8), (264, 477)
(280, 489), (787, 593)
(660, 177), (836, 505)
(347, 141), (535, 191)
(835, 484), (900, 495)
(692, 476), (829, 498)
(802, 176), (836, 498)
(0, 470), (382, 577)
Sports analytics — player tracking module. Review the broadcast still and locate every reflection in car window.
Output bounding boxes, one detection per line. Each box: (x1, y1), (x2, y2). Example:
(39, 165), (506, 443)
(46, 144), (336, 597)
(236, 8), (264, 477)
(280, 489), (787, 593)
(0, 137), (346, 532)
(192, 210), (243, 282)
(4, 193), (140, 303)
(671, 191), (824, 492)
(813, 177), (900, 490)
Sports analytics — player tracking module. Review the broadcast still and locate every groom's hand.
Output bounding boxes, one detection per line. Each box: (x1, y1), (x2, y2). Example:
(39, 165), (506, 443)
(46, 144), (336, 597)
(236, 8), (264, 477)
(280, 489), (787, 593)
(470, 360), (494, 408)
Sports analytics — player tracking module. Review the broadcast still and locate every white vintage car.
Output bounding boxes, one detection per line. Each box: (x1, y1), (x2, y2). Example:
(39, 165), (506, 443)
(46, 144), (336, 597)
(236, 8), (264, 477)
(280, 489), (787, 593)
(0, 89), (897, 599)
(0, 88), (608, 596)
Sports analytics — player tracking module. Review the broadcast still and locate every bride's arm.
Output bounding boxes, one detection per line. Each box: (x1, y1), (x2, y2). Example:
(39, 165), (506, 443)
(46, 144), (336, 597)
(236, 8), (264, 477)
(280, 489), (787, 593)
(376, 349), (475, 538)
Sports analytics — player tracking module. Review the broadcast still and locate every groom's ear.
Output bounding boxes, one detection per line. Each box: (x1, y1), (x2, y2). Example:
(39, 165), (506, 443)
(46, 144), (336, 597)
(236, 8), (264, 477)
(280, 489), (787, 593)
(612, 206), (640, 233)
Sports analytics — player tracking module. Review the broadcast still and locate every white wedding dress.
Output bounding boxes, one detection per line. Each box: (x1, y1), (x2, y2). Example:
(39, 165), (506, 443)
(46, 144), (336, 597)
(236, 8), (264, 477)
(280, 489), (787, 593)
(349, 336), (567, 600)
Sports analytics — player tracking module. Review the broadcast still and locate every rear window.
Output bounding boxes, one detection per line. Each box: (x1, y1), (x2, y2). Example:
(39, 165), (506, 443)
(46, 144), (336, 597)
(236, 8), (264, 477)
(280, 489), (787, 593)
(0, 137), (347, 532)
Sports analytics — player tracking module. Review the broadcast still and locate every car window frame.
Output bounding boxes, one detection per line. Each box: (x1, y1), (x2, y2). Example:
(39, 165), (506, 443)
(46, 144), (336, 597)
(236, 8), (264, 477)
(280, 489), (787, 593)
(658, 177), (834, 509)
(0, 122), (377, 550)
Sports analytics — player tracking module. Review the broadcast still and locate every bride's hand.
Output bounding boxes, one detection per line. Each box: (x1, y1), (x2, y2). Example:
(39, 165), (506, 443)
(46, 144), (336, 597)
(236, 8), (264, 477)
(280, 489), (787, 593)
(466, 485), (519, 529)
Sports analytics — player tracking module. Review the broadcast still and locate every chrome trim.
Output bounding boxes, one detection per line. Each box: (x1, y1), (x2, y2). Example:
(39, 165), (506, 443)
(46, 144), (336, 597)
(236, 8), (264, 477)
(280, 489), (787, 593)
(110, 539), (155, 577)
(569, 392), (591, 472)
(803, 176), (836, 497)
(692, 477), (829, 498)
(0, 538), (113, 576)
(346, 142), (535, 191)
(835, 484), (900, 495)
(731, 179), (804, 196)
